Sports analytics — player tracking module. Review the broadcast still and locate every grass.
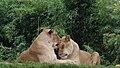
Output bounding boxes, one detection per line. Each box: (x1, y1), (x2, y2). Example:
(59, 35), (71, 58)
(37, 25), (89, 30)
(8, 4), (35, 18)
(0, 61), (116, 68)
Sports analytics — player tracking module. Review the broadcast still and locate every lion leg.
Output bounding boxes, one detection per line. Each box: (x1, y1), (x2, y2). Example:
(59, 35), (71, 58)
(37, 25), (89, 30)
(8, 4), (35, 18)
(91, 52), (100, 65)
(16, 51), (36, 62)
(37, 55), (53, 63)
(49, 59), (77, 64)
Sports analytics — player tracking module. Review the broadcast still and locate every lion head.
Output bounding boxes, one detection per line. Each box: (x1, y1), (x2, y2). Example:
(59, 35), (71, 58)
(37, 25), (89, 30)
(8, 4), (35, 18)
(39, 28), (60, 49)
(58, 35), (74, 60)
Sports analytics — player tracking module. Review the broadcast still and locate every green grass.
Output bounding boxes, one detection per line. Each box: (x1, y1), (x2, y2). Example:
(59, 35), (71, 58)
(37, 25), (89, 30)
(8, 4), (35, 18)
(0, 61), (115, 68)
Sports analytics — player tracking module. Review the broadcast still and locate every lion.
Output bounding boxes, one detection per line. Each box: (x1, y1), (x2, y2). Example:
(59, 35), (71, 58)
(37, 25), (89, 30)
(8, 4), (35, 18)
(16, 29), (75, 64)
(58, 35), (81, 64)
(58, 35), (100, 65)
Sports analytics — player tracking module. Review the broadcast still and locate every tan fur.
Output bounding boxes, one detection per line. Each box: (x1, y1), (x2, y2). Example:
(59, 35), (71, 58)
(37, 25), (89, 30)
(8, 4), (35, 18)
(79, 51), (100, 65)
(79, 50), (92, 64)
(91, 52), (100, 65)
(58, 35), (100, 65)
(58, 35), (81, 64)
(16, 29), (75, 64)
(115, 64), (120, 68)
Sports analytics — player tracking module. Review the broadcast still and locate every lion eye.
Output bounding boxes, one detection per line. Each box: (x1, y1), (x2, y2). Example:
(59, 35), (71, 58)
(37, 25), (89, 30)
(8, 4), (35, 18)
(65, 54), (68, 56)
(56, 44), (59, 46)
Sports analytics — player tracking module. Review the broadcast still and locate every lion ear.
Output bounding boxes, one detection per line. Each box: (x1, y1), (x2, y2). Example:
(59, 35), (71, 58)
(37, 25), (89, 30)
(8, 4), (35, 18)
(65, 35), (70, 42)
(48, 29), (53, 34)
(39, 28), (44, 33)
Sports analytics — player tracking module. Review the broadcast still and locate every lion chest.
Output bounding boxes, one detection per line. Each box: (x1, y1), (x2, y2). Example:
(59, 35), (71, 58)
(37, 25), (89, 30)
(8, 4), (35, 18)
(47, 45), (57, 60)
(31, 40), (57, 61)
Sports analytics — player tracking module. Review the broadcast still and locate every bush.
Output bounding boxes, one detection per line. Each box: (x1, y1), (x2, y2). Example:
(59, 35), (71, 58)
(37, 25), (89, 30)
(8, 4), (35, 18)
(102, 33), (120, 65)
(0, 44), (16, 60)
(0, 42), (26, 61)
(0, 0), (74, 61)
(0, 0), (120, 65)
(93, 0), (120, 65)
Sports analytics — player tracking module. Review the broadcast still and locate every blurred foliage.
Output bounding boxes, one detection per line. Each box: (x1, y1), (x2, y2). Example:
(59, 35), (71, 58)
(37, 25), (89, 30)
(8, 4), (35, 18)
(102, 33), (120, 65)
(0, 0), (120, 65)
(0, 0), (74, 61)
(93, 0), (120, 65)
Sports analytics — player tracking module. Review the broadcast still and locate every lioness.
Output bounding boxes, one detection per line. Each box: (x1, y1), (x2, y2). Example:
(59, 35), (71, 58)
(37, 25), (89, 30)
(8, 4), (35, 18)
(58, 35), (81, 64)
(17, 29), (75, 64)
(58, 35), (100, 65)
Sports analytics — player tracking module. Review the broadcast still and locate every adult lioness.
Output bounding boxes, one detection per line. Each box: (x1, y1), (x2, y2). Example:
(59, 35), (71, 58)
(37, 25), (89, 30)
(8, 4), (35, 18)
(58, 35), (100, 65)
(58, 35), (81, 64)
(17, 29), (75, 64)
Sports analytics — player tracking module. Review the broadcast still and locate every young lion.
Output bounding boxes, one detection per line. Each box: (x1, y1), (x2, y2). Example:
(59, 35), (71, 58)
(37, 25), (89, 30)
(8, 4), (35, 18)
(16, 29), (75, 64)
(58, 35), (100, 65)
